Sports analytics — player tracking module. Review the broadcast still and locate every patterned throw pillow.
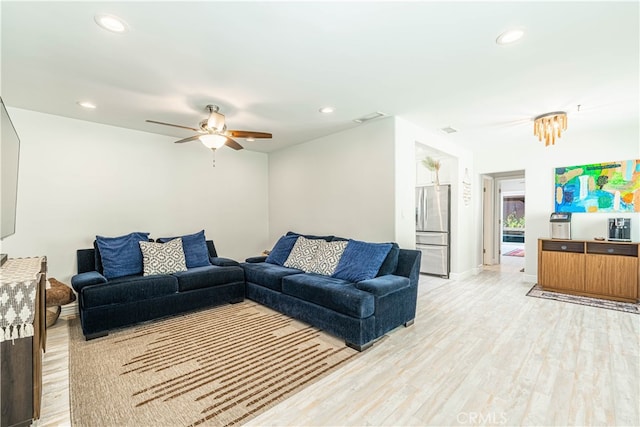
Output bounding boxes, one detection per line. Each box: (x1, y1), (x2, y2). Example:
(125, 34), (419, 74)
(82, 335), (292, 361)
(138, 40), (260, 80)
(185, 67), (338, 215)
(156, 230), (211, 268)
(283, 236), (322, 271)
(139, 238), (188, 276)
(306, 240), (348, 275)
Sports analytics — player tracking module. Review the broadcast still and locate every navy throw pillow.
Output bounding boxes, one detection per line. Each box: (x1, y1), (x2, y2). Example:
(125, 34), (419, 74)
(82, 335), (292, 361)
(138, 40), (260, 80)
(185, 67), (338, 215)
(95, 232), (150, 280)
(266, 235), (299, 266)
(157, 230), (211, 268)
(376, 243), (400, 276)
(332, 240), (393, 282)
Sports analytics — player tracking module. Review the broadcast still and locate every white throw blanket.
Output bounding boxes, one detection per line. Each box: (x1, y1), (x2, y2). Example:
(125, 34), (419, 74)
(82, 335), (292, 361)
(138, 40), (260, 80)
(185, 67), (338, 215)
(0, 257), (43, 342)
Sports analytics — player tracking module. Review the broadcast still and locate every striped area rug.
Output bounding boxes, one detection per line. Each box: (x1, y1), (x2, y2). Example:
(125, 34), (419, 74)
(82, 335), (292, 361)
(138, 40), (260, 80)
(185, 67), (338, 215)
(69, 302), (359, 426)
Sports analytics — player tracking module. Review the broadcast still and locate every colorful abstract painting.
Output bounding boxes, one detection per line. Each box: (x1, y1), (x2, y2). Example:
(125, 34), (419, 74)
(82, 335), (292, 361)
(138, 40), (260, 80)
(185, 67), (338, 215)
(555, 159), (640, 213)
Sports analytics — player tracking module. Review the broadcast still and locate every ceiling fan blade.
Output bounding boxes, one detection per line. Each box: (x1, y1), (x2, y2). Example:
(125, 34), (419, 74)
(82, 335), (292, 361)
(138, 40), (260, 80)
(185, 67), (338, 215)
(146, 119), (200, 132)
(224, 137), (244, 150)
(226, 130), (272, 139)
(174, 135), (201, 144)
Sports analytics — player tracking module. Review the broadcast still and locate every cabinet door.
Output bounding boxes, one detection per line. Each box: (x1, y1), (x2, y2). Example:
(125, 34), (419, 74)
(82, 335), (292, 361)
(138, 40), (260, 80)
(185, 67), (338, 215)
(539, 251), (585, 291)
(585, 254), (638, 299)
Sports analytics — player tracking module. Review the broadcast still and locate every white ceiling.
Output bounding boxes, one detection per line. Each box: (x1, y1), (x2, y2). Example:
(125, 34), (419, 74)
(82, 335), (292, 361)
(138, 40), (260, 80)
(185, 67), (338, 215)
(2, 1), (638, 154)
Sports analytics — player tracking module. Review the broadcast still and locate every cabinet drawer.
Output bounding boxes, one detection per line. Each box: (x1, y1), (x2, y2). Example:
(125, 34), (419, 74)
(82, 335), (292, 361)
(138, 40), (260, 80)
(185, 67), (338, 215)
(541, 240), (584, 253)
(586, 243), (638, 257)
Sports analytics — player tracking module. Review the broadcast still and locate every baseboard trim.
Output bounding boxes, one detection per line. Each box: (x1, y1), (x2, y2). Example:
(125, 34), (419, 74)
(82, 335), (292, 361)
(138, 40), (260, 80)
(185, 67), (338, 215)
(61, 301), (79, 317)
(449, 268), (478, 281)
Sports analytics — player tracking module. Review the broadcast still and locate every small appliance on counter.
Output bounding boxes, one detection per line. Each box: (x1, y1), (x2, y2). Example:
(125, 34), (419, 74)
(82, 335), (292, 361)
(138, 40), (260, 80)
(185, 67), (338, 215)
(608, 218), (631, 242)
(550, 212), (572, 239)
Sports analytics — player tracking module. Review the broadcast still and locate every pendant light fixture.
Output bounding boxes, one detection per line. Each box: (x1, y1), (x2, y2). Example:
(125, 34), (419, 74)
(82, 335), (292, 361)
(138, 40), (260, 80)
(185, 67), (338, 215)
(533, 111), (567, 146)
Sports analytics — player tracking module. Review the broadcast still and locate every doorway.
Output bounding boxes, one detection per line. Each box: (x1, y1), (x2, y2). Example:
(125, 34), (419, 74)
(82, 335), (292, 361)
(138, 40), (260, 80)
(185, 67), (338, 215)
(482, 171), (525, 272)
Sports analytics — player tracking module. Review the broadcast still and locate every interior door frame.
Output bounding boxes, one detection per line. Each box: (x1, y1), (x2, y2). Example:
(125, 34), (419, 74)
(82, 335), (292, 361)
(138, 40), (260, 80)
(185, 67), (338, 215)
(482, 170), (525, 265)
(482, 176), (495, 265)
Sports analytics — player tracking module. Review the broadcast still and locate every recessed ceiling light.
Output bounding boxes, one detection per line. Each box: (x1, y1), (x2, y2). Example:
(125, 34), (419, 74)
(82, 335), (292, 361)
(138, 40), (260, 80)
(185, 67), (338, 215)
(77, 101), (97, 109)
(496, 29), (524, 45)
(319, 106), (335, 114)
(245, 137), (255, 142)
(94, 14), (128, 33)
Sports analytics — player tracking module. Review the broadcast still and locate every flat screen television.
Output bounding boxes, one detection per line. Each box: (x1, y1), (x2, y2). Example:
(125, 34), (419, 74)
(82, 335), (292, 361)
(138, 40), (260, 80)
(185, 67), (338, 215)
(1, 96), (20, 241)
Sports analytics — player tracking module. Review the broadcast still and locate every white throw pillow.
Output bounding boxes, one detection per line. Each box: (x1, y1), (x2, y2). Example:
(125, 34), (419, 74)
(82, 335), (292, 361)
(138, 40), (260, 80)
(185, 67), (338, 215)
(283, 236), (322, 271)
(306, 240), (348, 275)
(139, 238), (188, 276)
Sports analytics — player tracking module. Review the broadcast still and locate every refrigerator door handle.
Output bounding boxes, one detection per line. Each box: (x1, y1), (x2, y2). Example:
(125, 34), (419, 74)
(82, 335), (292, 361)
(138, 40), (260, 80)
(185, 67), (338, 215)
(416, 187), (423, 231)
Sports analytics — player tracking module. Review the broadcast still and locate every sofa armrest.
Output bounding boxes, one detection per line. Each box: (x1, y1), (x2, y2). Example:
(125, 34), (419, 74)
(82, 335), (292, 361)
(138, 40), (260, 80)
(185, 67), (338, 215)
(210, 257), (240, 267)
(355, 275), (410, 297)
(245, 256), (268, 263)
(394, 249), (421, 287)
(71, 271), (108, 293)
(77, 248), (97, 274)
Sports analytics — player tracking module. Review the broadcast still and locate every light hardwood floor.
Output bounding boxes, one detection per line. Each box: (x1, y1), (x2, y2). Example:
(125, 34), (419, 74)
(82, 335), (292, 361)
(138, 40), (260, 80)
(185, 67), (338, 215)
(35, 260), (639, 426)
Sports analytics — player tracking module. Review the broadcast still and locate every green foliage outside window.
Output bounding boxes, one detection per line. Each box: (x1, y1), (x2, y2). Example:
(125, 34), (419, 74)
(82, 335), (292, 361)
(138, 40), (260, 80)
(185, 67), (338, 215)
(505, 212), (525, 228)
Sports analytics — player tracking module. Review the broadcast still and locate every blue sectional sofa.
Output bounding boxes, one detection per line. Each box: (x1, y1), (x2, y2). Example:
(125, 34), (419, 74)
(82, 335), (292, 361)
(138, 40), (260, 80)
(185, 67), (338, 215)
(242, 232), (421, 351)
(71, 231), (244, 339)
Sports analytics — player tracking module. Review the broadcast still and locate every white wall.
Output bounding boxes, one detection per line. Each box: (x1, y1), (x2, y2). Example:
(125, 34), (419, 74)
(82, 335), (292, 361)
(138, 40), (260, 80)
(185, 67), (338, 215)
(475, 122), (640, 282)
(393, 118), (416, 249)
(0, 108), (269, 284)
(396, 118), (477, 279)
(268, 118), (396, 247)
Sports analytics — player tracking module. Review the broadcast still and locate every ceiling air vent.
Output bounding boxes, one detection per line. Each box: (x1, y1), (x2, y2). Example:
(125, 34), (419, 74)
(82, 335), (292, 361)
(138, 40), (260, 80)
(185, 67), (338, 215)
(353, 111), (388, 124)
(441, 126), (458, 134)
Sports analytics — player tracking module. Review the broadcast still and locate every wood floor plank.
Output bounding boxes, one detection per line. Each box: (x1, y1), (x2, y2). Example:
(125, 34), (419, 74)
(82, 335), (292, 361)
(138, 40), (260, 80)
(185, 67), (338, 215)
(36, 259), (639, 426)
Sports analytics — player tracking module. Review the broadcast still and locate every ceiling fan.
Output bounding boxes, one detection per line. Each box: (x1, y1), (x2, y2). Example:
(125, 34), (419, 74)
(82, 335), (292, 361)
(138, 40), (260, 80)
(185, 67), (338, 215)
(146, 104), (272, 151)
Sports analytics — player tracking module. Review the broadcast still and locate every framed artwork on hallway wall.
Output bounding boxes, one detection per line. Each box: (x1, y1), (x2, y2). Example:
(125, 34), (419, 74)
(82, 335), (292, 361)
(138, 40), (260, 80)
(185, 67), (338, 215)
(554, 159), (640, 213)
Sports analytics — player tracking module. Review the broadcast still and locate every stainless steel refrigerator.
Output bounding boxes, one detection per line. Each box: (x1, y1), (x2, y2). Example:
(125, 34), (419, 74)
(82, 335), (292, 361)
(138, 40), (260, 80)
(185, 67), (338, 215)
(416, 185), (450, 278)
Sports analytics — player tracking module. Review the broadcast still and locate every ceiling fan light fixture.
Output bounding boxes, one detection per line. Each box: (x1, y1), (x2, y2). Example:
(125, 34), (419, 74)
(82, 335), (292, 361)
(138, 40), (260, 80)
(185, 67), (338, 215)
(199, 134), (227, 149)
(206, 112), (226, 132)
(533, 111), (567, 146)
(204, 105), (226, 132)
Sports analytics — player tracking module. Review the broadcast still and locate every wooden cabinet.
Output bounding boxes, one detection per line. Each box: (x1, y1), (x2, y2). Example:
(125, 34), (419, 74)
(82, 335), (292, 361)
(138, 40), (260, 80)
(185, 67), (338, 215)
(538, 240), (585, 292)
(538, 239), (639, 302)
(1, 257), (46, 427)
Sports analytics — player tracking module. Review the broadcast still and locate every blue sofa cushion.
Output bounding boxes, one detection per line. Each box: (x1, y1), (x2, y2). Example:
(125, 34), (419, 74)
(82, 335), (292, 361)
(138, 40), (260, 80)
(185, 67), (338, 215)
(282, 274), (375, 319)
(71, 271), (107, 293)
(157, 230), (211, 268)
(332, 240), (393, 282)
(377, 243), (400, 276)
(95, 232), (150, 280)
(355, 274), (410, 297)
(266, 234), (299, 266)
(81, 274), (178, 309)
(242, 262), (302, 292)
(210, 257), (240, 267)
(172, 265), (244, 292)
